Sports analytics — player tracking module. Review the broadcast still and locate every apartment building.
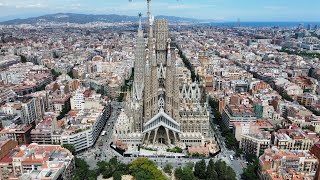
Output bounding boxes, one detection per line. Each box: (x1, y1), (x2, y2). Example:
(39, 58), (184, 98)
(310, 143), (320, 180)
(240, 130), (271, 157)
(233, 120), (273, 142)
(60, 102), (110, 152)
(222, 104), (256, 128)
(258, 146), (318, 180)
(273, 127), (319, 151)
(0, 143), (74, 179)
(1, 97), (37, 125)
(0, 124), (32, 145)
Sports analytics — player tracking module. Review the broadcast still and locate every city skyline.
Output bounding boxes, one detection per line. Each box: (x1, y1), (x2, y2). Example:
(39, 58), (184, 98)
(0, 0), (319, 22)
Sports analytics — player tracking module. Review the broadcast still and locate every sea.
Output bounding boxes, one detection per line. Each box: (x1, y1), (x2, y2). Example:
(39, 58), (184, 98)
(200, 22), (320, 28)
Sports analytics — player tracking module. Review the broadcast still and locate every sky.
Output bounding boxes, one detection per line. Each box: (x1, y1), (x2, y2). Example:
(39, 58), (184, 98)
(0, 0), (319, 22)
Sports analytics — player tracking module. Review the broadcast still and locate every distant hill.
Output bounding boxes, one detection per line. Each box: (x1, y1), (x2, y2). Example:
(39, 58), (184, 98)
(0, 13), (208, 25)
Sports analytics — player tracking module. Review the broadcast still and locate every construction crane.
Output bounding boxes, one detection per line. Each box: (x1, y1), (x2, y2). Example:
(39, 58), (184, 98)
(128, 0), (181, 36)
(129, 0), (180, 23)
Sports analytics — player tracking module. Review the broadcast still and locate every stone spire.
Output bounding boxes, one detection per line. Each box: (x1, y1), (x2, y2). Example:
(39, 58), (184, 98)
(138, 13), (143, 36)
(133, 13), (146, 101)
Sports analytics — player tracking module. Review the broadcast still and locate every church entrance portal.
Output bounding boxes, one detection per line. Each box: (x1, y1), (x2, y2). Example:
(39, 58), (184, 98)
(157, 126), (167, 145)
(158, 138), (165, 144)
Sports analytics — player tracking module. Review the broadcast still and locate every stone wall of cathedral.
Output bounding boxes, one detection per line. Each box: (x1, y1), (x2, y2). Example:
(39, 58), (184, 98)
(180, 112), (210, 138)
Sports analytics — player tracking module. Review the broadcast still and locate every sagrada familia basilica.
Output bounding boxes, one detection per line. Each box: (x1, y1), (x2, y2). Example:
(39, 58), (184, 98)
(113, 2), (216, 154)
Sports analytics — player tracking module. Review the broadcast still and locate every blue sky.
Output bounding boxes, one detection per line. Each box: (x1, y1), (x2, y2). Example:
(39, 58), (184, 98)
(0, 0), (319, 22)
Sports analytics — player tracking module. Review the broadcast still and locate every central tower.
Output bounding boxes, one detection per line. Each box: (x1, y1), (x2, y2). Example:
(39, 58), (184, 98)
(143, 19), (179, 123)
(142, 18), (182, 145)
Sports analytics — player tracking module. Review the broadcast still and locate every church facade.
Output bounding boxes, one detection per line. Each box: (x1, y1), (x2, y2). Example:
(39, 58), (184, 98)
(113, 15), (211, 150)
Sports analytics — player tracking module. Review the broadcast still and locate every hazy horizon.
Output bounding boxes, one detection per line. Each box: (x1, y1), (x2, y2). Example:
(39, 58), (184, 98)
(0, 0), (319, 22)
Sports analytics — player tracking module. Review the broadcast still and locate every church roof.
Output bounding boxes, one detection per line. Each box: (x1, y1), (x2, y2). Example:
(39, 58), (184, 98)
(143, 109), (181, 134)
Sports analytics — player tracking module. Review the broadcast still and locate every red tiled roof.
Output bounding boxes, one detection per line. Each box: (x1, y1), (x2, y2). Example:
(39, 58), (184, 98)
(0, 153), (13, 163)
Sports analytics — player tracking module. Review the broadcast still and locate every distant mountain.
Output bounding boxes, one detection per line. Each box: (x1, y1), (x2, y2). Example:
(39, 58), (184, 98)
(0, 13), (208, 25)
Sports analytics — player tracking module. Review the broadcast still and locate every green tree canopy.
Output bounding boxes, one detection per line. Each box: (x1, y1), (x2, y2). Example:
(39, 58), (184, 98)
(185, 162), (194, 171)
(241, 154), (259, 180)
(113, 171), (123, 180)
(194, 159), (206, 179)
(164, 163), (173, 175)
(206, 159), (218, 180)
(62, 144), (76, 154)
(175, 162), (197, 180)
(129, 158), (166, 180)
(20, 55), (27, 63)
(97, 157), (129, 179)
(214, 160), (237, 180)
(73, 157), (98, 180)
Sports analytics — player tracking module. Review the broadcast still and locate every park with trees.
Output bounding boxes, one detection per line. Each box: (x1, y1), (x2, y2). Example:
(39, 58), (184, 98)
(70, 153), (239, 180)
(174, 159), (237, 180)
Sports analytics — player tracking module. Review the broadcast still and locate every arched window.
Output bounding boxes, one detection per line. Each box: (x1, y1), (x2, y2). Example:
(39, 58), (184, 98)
(158, 96), (165, 110)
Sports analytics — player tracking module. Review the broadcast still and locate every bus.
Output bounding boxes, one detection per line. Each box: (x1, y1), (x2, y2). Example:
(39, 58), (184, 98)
(101, 131), (106, 136)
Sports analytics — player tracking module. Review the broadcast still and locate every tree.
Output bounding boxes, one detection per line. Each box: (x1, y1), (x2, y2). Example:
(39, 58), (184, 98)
(235, 148), (243, 157)
(96, 89), (103, 94)
(241, 165), (258, 180)
(57, 107), (69, 120)
(67, 70), (74, 79)
(164, 164), (173, 175)
(129, 158), (166, 180)
(281, 92), (293, 102)
(185, 162), (194, 171)
(167, 146), (183, 153)
(241, 154), (259, 180)
(206, 159), (218, 180)
(241, 155), (259, 180)
(214, 160), (236, 180)
(176, 46), (197, 82)
(194, 159), (206, 179)
(174, 167), (183, 180)
(51, 69), (62, 78)
(245, 153), (257, 163)
(116, 162), (129, 174)
(20, 55), (27, 63)
(175, 167), (196, 180)
(174, 162), (197, 180)
(110, 156), (119, 166)
(97, 161), (109, 174)
(102, 165), (113, 179)
(73, 157), (98, 180)
(62, 144), (76, 154)
(36, 84), (47, 91)
(97, 157), (129, 179)
(112, 171), (123, 180)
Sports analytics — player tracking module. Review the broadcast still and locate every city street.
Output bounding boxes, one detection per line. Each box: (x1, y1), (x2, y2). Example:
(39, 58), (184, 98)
(210, 113), (246, 179)
(100, 101), (123, 161)
(78, 101), (123, 168)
